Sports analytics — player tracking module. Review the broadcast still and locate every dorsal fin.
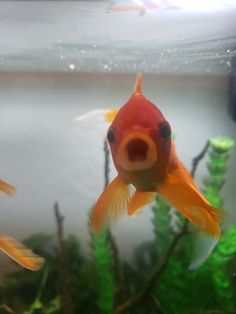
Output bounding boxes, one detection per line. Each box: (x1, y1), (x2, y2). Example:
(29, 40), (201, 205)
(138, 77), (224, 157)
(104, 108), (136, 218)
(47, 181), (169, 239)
(133, 73), (142, 96)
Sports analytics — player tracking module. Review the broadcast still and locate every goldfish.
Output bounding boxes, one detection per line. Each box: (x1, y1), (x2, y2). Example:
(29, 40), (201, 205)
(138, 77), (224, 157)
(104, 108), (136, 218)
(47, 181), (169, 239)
(0, 180), (15, 196)
(91, 73), (224, 237)
(106, 0), (175, 16)
(74, 109), (118, 122)
(0, 179), (44, 271)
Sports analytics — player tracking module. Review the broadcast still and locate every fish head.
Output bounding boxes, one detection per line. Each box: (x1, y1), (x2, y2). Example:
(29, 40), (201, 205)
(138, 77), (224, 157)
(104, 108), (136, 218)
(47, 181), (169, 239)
(106, 74), (171, 173)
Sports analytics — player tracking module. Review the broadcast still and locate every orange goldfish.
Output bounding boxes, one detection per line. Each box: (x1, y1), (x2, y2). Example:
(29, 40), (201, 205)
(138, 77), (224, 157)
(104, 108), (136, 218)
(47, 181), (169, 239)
(91, 74), (224, 237)
(0, 179), (44, 271)
(106, 0), (174, 16)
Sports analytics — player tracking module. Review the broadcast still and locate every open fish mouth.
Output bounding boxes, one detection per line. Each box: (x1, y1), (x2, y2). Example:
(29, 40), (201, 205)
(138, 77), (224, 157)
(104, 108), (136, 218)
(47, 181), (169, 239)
(126, 138), (148, 162)
(117, 132), (157, 171)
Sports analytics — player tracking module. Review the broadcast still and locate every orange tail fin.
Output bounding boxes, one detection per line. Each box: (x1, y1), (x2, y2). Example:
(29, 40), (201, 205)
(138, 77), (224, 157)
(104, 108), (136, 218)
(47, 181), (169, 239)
(91, 176), (135, 233)
(0, 180), (15, 196)
(158, 162), (224, 237)
(0, 236), (45, 271)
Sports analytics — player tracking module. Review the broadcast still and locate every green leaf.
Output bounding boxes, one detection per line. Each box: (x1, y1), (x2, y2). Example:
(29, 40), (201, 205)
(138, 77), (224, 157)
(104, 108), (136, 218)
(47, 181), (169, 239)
(210, 137), (235, 153)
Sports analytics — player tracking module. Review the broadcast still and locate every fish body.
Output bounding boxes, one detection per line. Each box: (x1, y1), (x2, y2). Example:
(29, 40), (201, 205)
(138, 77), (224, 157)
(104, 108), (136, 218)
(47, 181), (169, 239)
(91, 74), (223, 237)
(108, 80), (171, 191)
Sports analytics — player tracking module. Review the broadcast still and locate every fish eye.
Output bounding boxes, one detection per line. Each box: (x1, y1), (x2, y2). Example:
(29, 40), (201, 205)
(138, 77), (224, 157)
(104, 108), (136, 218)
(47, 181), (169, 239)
(107, 130), (115, 143)
(159, 123), (171, 141)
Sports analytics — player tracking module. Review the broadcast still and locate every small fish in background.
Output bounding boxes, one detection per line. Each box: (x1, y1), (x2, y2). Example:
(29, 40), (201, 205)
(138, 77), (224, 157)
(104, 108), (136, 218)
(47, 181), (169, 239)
(74, 109), (118, 123)
(91, 73), (224, 237)
(106, 0), (177, 16)
(0, 180), (15, 197)
(0, 179), (44, 271)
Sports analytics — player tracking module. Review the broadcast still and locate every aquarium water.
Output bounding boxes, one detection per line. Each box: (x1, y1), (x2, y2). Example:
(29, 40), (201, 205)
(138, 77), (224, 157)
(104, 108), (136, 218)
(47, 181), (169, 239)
(0, 1), (236, 313)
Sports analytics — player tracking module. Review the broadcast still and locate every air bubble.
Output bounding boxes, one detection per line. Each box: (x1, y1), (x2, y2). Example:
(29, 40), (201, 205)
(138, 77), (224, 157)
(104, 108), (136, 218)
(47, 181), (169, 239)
(69, 63), (75, 70)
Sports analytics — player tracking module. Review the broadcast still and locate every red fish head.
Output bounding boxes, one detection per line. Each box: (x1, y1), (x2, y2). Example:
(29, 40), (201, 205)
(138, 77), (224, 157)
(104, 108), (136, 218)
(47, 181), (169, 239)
(106, 74), (171, 176)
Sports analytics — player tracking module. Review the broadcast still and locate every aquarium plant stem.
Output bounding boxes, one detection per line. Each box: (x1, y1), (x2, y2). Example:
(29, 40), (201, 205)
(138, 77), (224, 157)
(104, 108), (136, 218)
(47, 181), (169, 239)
(35, 266), (48, 302)
(108, 229), (124, 307)
(191, 140), (210, 177)
(23, 266), (49, 314)
(145, 219), (189, 295)
(104, 140), (110, 189)
(54, 202), (74, 314)
(114, 220), (188, 314)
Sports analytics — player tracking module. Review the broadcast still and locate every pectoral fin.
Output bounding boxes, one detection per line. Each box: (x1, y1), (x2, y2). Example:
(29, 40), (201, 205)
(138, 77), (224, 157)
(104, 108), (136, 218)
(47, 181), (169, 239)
(0, 180), (15, 196)
(128, 191), (156, 216)
(157, 163), (224, 237)
(0, 236), (45, 271)
(91, 176), (135, 233)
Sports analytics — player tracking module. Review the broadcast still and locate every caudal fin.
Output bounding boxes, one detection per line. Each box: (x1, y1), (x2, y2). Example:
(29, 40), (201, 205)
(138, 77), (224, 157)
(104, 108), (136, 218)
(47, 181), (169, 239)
(158, 163), (224, 237)
(0, 236), (45, 271)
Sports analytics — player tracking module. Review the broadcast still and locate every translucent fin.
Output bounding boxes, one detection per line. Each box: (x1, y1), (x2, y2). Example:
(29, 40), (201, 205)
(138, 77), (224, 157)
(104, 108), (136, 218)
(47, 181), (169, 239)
(189, 232), (218, 270)
(0, 236), (45, 271)
(0, 180), (15, 196)
(128, 191), (156, 216)
(133, 73), (142, 95)
(91, 176), (135, 233)
(157, 163), (224, 238)
(104, 109), (119, 122)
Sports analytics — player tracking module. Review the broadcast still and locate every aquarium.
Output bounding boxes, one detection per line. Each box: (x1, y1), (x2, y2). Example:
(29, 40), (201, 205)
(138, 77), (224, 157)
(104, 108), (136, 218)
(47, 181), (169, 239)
(0, 1), (236, 313)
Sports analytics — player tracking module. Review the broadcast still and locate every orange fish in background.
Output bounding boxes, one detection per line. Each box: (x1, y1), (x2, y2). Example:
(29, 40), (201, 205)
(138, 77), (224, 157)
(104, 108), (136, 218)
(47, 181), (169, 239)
(91, 74), (224, 237)
(0, 179), (44, 271)
(106, 0), (175, 17)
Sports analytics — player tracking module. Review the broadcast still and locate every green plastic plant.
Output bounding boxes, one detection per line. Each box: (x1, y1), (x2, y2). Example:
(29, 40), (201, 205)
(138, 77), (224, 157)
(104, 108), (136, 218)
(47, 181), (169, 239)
(156, 225), (236, 314)
(0, 232), (91, 314)
(152, 196), (172, 256)
(154, 137), (236, 314)
(206, 226), (236, 309)
(23, 267), (61, 314)
(202, 137), (235, 207)
(89, 140), (115, 314)
(90, 226), (114, 314)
